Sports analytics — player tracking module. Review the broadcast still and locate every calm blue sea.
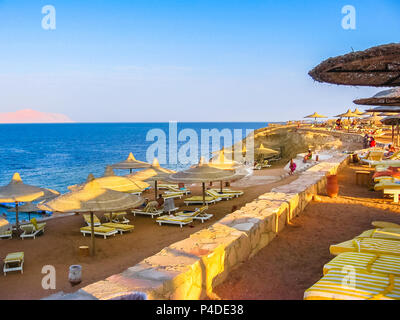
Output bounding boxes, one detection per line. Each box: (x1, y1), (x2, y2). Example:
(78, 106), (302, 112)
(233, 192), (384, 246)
(0, 122), (268, 223)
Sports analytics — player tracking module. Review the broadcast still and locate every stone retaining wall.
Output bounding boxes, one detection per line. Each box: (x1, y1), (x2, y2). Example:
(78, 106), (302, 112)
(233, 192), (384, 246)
(48, 153), (350, 300)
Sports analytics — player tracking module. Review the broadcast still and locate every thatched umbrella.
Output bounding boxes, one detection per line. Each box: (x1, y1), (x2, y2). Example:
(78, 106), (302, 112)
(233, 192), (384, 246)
(335, 109), (361, 132)
(354, 88), (400, 107)
(304, 112), (327, 124)
(38, 180), (144, 256)
(68, 171), (149, 194)
(381, 115), (400, 145)
(127, 158), (175, 199)
(8, 202), (47, 221)
(254, 144), (280, 161)
(309, 43), (400, 87)
(111, 153), (151, 173)
(0, 173), (56, 230)
(353, 108), (364, 116)
(167, 158), (239, 205)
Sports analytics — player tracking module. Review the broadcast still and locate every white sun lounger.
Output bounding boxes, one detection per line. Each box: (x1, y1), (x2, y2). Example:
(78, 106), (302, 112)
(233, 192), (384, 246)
(83, 214), (101, 227)
(0, 230), (12, 240)
(80, 226), (118, 239)
(183, 196), (220, 206)
(132, 202), (164, 218)
(175, 206), (213, 223)
(3, 252), (24, 276)
(20, 223), (46, 240)
(206, 189), (235, 200)
(156, 215), (193, 228)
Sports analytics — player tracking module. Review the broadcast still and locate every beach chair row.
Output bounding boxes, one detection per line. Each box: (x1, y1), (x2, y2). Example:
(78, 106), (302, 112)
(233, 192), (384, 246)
(304, 221), (400, 300)
(0, 218), (46, 240)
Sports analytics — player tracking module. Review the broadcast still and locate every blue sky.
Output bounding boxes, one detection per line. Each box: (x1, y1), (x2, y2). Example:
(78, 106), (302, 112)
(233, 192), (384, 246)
(0, 0), (399, 122)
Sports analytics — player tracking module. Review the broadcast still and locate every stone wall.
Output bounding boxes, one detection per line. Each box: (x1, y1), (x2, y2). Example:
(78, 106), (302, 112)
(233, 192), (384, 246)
(47, 153), (350, 300)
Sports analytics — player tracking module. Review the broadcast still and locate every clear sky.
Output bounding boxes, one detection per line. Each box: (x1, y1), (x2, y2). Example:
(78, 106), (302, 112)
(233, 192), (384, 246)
(0, 0), (399, 122)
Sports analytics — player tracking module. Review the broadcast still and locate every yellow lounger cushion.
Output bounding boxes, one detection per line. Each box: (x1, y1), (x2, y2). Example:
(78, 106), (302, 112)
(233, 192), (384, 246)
(372, 221), (400, 229)
(80, 226), (115, 233)
(83, 214), (101, 223)
(357, 228), (400, 241)
(330, 238), (400, 256)
(5, 252), (24, 263)
(185, 196), (215, 201)
(102, 223), (134, 231)
(156, 215), (192, 223)
(304, 269), (400, 300)
(323, 252), (400, 277)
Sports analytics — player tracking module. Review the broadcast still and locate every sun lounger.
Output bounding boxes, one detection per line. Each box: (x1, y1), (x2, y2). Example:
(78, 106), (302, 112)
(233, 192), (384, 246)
(156, 215), (193, 228)
(83, 214), (101, 227)
(132, 202), (163, 218)
(20, 220), (46, 240)
(330, 238), (400, 257)
(206, 189), (234, 200)
(157, 184), (179, 190)
(102, 223), (134, 234)
(3, 252), (24, 276)
(164, 186), (191, 195)
(183, 195), (221, 206)
(210, 189), (244, 197)
(162, 192), (183, 199)
(80, 226), (118, 239)
(323, 252), (400, 277)
(356, 228), (400, 241)
(304, 268), (400, 300)
(0, 230), (12, 240)
(104, 212), (130, 224)
(175, 206), (213, 223)
(372, 221), (400, 229)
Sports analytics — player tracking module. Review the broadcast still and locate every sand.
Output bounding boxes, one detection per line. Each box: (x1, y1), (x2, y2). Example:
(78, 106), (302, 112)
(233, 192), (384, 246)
(0, 166), (296, 300)
(213, 164), (400, 300)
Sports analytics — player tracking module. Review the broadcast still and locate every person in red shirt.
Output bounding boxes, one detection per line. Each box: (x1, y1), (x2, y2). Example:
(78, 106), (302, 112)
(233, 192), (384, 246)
(369, 137), (376, 148)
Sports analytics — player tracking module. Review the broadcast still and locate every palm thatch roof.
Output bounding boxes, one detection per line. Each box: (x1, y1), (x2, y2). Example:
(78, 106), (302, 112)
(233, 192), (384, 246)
(304, 112), (327, 119)
(309, 43), (400, 87)
(381, 115), (400, 126)
(39, 180), (144, 213)
(0, 173), (46, 203)
(335, 109), (360, 118)
(365, 106), (400, 113)
(354, 88), (400, 106)
(111, 153), (151, 170)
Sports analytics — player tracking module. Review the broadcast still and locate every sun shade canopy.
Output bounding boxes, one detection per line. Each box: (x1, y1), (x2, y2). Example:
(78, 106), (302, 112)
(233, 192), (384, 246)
(38, 180), (144, 213)
(111, 153), (151, 170)
(309, 43), (400, 87)
(354, 88), (400, 107)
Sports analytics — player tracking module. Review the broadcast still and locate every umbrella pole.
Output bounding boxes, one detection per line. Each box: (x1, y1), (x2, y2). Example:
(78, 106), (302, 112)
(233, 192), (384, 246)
(397, 124), (399, 147)
(392, 125), (395, 145)
(15, 201), (19, 232)
(348, 117), (350, 133)
(202, 182), (206, 206)
(154, 180), (158, 199)
(90, 212), (95, 256)
(220, 181), (223, 193)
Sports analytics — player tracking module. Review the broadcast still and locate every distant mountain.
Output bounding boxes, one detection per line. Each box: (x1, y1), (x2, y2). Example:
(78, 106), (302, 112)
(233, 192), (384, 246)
(0, 109), (74, 123)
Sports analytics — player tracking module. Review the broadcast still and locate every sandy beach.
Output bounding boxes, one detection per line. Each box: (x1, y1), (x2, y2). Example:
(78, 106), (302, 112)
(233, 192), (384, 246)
(213, 164), (400, 300)
(0, 166), (297, 300)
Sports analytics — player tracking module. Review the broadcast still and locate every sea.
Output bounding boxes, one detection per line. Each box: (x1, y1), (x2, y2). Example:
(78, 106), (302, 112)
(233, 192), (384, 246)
(0, 122), (268, 223)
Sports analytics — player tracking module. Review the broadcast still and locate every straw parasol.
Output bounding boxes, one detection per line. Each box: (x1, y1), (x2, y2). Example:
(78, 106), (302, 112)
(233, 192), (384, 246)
(111, 153), (151, 173)
(127, 158), (175, 198)
(381, 115), (400, 146)
(254, 144), (280, 160)
(354, 88), (400, 107)
(362, 113), (383, 122)
(209, 150), (243, 170)
(7, 202), (47, 221)
(0, 173), (56, 230)
(38, 180), (144, 255)
(304, 112), (327, 123)
(335, 109), (361, 132)
(68, 172), (149, 194)
(309, 43), (400, 87)
(167, 158), (239, 204)
(353, 108), (364, 116)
